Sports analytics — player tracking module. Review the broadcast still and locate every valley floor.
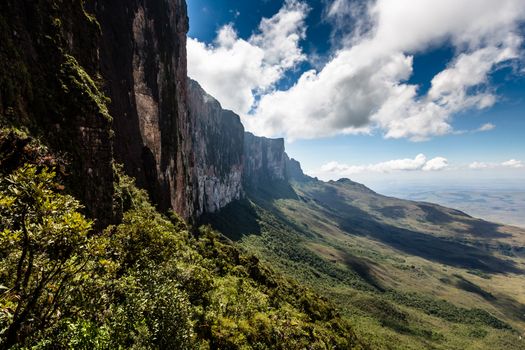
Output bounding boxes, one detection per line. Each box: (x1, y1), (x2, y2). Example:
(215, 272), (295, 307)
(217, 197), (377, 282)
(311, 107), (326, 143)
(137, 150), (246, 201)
(204, 179), (525, 349)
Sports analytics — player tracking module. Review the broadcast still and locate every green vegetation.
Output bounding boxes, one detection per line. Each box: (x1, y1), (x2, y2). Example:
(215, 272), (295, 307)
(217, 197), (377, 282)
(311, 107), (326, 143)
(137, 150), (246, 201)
(2, 131), (522, 349)
(203, 181), (525, 350)
(2, 2), (524, 348)
(0, 164), (363, 349)
(58, 54), (112, 122)
(386, 292), (510, 329)
(0, 165), (93, 348)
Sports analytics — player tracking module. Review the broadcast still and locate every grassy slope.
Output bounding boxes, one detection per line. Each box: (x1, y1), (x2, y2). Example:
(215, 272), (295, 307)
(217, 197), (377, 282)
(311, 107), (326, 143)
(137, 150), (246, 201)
(203, 178), (525, 350)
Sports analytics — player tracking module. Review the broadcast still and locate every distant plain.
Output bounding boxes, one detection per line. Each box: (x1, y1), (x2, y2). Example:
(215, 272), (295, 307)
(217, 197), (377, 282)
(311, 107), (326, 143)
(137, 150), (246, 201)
(378, 185), (525, 229)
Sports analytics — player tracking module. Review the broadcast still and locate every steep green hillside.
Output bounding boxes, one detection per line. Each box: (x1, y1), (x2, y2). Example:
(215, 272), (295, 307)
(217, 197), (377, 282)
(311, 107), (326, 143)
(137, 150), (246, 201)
(203, 178), (525, 349)
(0, 130), (364, 349)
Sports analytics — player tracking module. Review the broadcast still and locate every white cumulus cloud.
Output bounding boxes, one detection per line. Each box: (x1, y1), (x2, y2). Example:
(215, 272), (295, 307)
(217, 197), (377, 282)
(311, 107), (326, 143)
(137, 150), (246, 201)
(469, 159), (524, 169)
(242, 0), (525, 141)
(502, 159), (524, 168)
(187, 0), (309, 113)
(469, 161), (493, 169)
(422, 157), (449, 171)
(319, 154), (449, 176)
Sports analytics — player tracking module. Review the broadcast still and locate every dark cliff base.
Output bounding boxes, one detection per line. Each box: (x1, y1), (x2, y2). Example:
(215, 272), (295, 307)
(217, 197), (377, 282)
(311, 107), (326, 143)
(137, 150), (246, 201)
(0, 0), (114, 228)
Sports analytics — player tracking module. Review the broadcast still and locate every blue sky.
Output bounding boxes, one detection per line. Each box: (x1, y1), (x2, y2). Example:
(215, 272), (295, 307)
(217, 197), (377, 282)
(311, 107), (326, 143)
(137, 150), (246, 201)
(187, 0), (525, 189)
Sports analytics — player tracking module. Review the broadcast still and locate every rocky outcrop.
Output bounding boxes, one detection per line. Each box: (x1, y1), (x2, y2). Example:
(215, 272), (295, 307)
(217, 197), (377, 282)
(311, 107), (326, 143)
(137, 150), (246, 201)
(188, 77), (305, 206)
(1, 0), (196, 223)
(243, 132), (287, 189)
(188, 79), (244, 215)
(0, 0), (115, 228)
(93, 0), (195, 219)
(285, 154), (312, 182)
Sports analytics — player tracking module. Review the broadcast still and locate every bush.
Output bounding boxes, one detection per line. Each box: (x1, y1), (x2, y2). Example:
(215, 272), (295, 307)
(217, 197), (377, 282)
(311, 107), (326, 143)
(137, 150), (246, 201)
(0, 165), (94, 348)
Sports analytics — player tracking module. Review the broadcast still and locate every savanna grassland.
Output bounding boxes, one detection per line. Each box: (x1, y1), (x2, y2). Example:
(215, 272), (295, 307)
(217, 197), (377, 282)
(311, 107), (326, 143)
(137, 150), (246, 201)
(204, 178), (525, 350)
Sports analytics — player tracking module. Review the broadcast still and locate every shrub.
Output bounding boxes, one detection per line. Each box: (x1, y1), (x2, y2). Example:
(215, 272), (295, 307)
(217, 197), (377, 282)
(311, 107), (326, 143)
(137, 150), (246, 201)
(0, 165), (94, 348)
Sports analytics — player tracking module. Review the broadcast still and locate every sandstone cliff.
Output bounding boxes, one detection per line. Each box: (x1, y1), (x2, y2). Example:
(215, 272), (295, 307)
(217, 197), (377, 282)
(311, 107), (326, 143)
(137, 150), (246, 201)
(188, 79), (244, 215)
(0, 0), (302, 224)
(188, 77), (303, 212)
(0, 0), (114, 227)
(243, 132), (287, 190)
(285, 154), (313, 182)
(93, 0), (195, 219)
(0, 0), (195, 223)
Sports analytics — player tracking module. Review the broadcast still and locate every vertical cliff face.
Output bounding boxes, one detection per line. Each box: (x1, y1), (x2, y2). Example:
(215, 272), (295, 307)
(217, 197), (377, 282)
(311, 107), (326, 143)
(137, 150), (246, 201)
(0, 0), (114, 227)
(285, 154), (313, 183)
(0, 0), (300, 223)
(188, 79), (244, 214)
(93, 0), (195, 218)
(243, 132), (287, 190)
(187, 77), (299, 207)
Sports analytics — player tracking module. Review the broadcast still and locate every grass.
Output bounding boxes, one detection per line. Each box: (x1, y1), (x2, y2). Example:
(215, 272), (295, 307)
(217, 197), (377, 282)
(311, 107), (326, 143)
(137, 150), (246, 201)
(202, 178), (525, 349)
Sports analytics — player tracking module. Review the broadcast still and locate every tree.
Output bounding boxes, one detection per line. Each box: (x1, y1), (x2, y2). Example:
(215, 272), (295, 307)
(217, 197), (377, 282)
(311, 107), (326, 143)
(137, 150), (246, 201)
(0, 165), (93, 348)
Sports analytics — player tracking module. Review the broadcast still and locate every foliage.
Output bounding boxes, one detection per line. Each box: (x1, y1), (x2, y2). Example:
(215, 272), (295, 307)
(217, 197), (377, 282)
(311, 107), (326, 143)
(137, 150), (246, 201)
(58, 54), (111, 122)
(0, 128), (63, 178)
(0, 165), (94, 348)
(387, 291), (511, 330)
(0, 165), (363, 349)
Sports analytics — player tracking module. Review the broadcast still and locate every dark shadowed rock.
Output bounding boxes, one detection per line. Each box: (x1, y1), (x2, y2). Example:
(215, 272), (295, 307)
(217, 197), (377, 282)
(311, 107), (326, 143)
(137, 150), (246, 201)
(94, 0), (195, 219)
(0, 0), (114, 228)
(285, 153), (313, 182)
